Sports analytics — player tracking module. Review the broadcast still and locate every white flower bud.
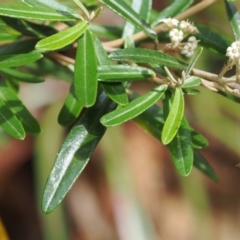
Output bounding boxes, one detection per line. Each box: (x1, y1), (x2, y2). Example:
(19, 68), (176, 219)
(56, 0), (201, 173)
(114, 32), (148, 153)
(169, 28), (184, 44)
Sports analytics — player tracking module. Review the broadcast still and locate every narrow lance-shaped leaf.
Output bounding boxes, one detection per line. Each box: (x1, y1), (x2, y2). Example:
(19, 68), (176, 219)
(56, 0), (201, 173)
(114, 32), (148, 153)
(161, 88), (184, 145)
(190, 128), (208, 149)
(0, 52), (42, 68)
(0, 68), (44, 83)
(0, 39), (39, 55)
(193, 151), (218, 182)
(36, 21), (89, 51)
(225, 0), (240, 40)
(196, 25), (231, 55)
(0, 4), (81, 21)
(181, 76), (201, 88)
(21, 0), (82, 20)
(132, 92), (213, 180)
(92, 33), (128, 106)
(100, 84), (167, 127)
(168, 117), (193, 176)
(98, 65), (155, 81)
(0, 16), (57, 38)
(0, 80), (41, 135)
(42, 92), (117, 213)
(122, 0), (152, 37)
(109, 48), (187, 69)
(58, 84), (83, 127)
(185, 47), (203, 77)
(162, 90), (193, 176)
(0, 91), (25, 139)
(151, 0), (194, 26)
(132, 91), (207, 149)
(89, 24), (122, 40)
(100, 0), (157, 40)
(74, 30), (98, 107)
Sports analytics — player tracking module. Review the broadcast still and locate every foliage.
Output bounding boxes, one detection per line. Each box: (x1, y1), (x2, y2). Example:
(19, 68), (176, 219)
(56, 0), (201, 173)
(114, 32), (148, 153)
(0, 0), (238, 214)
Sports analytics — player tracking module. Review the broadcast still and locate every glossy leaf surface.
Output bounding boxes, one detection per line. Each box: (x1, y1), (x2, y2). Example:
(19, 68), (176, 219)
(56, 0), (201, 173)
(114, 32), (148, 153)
(161, 88), (184, 145)
(42, 92), (116, 213)
(0, 4), (80, 21)
(58, 84), (83, 127)
(98, 65), (155, 81)
(74, 30), (98, 107)
(36, 21), (89, 51)
(225, 0), (240, 41)
(109, 48), (187, 69)
(100, 0), (157, 40)
(0, 53), (42, 68)
(100, 84), (167, 127)
(0, 80), (41, 135)
(0, 96), (25, 139)
(92, 32), (128, 105)
(151, 0), (194, 26)
(168, 117), (193, 176)
(22, 0), (82, 20)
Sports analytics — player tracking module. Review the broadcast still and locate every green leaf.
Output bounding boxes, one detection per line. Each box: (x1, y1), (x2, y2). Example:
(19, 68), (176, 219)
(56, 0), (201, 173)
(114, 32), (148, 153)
(109, 48), (187, 69)
(100, 0), (157, 40)
(0, 38), (39, 55)
(182, 76), (201, 88)
(132, 93), (164, 138)
(132, 93), (214, 180)
(73, 0), (90, 19)
(58, 84), (83, 127)
(0, 52), (42, 68)
(100, 84), (167, 127)
(89, 23), (122, 40)
(92, 33), (112, 65)
(0, 4), (80, 21)
(161, 88), (184, 145)
(74, 30), (98, 107)
(168, 117), (193, 176)
(0, 68), (44, 83)
(0, 80), (41, 135)
(22, 0), (82, 20)
(151, 0), (194, 26)
(185, 47), (203, 77)
(193, 151), (218, 182)
(122, 0), (152, 37)
(92, 33), (128, 105)
(100, 82), (128, 106)
(191, 130), (209, 149)
(42, 92), (116, 213)
(196, 25), (230, 55)
(36, 21), (89, 51)
(0, 98), (25, 140)
(1, 16), (57, 37)
(98, 65), (155, 81)
(225, 0), (240, 41)
(182, 88), (200, 95)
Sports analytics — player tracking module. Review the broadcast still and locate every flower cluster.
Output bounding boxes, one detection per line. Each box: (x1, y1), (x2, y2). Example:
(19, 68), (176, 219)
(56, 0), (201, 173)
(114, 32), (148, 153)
(226, 41), (240, 62)
(161, 18), (199, 57)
